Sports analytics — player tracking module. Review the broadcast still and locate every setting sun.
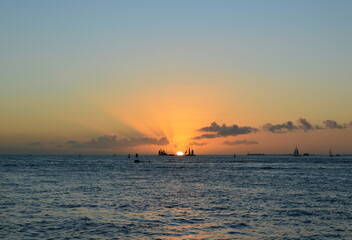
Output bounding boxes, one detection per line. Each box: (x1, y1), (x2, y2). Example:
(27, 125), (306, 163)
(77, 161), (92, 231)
(176, 151), (184, 156)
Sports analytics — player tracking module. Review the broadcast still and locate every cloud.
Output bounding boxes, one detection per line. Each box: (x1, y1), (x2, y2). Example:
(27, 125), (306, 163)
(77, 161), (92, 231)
(72, 135), (169, 149)
(223, 140), (259, 145)
(262, 121), (298, 133)
(193, 134), (218, 140)
(323, 120), (346, 129)
(263, 118), (352, 133)
(189, 142), (207, 146)
(297, 118), (314, 131)
(262, 118), (352, 133)
(194, 122), (257, 139)
(28, 141), (41, 146)
(66, 140), (78, 145)
(199, 122), (222, 132)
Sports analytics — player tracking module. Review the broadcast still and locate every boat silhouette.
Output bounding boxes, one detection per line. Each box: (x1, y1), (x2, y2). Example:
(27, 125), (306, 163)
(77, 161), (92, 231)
(329, 149), (333, 157)
(293, 146), (301, 157)
(184, 147), (196, 156)
(158, 149), (174, 156)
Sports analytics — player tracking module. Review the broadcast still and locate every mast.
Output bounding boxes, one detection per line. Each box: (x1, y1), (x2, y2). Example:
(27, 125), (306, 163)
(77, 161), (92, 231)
(293, 146), (300, 156)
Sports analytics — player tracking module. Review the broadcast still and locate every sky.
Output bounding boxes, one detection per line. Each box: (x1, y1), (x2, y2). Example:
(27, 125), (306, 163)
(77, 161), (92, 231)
(1, 0), (351, 155)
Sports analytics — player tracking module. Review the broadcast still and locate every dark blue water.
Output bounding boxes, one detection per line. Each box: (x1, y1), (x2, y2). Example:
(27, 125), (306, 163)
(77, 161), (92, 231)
(1, 155), (351, 239)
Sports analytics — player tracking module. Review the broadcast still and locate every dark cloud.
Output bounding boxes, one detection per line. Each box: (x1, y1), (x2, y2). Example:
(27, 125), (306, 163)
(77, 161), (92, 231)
(262, 121), (298, 133)
(314, 125), (324, 130)
(297, 118), (314, 131)
(199, 122), (222, 132)
(189, 142), (207, 146)
(223, 140), (259, 145)
(323, 120), (346, 129)
(28, 141), (41, 146)
(66, 140), (78, 145)
(194, 122), (257, 139)
(193, 134), (218, 140)
(73, 135), (169, 149)
(262, 118), (352, 133)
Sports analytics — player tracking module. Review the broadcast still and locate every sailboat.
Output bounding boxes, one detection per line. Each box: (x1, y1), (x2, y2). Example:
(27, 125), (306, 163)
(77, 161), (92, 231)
(329, 149), (333, 157)
(184, 147), (196, 156)
(293, 146), (301, 157)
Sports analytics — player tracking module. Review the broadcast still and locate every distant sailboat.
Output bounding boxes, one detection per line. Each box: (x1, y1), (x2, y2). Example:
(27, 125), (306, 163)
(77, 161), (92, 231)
(184, 147), (196, 156)
(293, 146), (301, 157)
(329, 149), (333, 157)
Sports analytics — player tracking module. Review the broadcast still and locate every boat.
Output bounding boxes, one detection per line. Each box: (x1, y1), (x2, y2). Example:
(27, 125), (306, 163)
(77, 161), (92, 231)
(158, 149), (174, 156)
(184, 147), (196, 156)
(303, 153), (310, 156)
(293, 146), (301, 157)
(329, 149), (333, 157)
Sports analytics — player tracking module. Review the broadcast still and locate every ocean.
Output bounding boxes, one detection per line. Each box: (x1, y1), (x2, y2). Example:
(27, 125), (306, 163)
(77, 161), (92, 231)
(1, 155), (351, 239)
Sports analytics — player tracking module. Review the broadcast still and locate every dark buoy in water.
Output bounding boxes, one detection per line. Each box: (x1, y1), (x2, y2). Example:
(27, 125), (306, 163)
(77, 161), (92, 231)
(128, 154), (131, 158)
(233, 154), (236, 158)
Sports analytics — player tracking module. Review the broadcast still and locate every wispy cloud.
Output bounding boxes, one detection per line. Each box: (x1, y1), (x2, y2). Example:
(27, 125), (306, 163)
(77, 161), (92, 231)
(194, 122), (257, 139)
(223, 140), (259, 145)
(72, 135), (169, 149)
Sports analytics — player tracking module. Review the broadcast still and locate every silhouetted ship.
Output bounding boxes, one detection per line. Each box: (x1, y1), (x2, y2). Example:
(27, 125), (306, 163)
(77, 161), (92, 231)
(293, 146), (301, 157)
(184, 147), (196, 156)
(329, 149), (333, 157)
(158, 149), (174, 156)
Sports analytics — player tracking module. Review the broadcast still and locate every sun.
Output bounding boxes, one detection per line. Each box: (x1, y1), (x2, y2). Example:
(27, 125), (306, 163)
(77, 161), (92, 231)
(176, 151), (184, 156)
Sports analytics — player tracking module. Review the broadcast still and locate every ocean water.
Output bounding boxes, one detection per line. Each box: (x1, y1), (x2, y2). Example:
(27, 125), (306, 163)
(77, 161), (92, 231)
(0, 155), (351, 240)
